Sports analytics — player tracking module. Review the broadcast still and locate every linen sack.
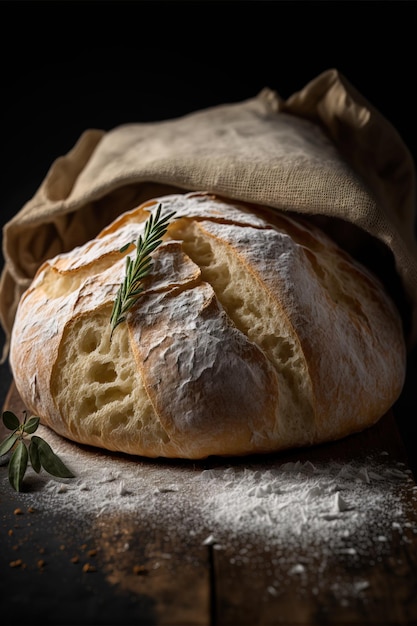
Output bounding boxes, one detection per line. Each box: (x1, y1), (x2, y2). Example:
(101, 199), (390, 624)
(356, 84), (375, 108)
(1, 68), (417, 361)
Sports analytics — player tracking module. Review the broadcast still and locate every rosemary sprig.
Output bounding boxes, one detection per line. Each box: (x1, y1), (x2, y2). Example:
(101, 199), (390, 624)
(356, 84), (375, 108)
(110, 204), (176, 338)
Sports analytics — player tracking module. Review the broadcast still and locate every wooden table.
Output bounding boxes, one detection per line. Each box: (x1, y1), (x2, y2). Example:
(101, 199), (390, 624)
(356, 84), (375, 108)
(1, 381), (417, 626)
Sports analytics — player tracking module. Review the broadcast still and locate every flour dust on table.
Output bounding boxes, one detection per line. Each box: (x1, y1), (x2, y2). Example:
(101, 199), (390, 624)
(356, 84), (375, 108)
(2, 423), (416, 604)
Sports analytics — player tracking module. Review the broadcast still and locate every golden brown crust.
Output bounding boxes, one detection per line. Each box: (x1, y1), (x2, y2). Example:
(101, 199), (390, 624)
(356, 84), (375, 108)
(9, 192), (406, 459)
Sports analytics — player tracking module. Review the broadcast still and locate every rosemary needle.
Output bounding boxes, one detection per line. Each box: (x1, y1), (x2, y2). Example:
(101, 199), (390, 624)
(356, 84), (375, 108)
(110, 204), (176, 339)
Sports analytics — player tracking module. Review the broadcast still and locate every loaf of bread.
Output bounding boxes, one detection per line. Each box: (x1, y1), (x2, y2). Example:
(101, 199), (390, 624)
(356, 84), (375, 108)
(9, 192), (406, 459)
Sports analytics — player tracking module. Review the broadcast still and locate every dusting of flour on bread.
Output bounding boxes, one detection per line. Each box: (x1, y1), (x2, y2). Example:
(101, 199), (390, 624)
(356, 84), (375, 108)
(10, 192), (406, 460)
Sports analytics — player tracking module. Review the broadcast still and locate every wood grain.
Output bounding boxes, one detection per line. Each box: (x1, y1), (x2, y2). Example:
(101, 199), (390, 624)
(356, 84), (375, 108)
(2, 381), (417, 625)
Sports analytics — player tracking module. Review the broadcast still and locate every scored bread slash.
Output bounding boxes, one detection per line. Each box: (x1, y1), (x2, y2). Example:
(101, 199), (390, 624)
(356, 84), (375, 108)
(9, 192), (406, 460)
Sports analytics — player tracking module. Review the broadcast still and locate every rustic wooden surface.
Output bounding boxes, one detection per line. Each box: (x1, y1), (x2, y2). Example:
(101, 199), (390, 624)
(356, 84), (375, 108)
(1, 381), (417, 626)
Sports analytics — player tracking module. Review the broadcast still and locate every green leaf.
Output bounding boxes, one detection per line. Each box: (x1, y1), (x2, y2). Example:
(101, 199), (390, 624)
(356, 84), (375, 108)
(2, 410), (20, 431)
(119, 241), (134, 253)
(29, 438), (41, 473)
(9, 441), (28, 491)
(0, 432), (18, 456)
(31, 436), (74, 478)
(23, 416), (40, 435)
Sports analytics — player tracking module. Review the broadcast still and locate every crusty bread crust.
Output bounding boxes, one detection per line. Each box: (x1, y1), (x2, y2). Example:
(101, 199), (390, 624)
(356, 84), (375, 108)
(9, 192), (406, 458)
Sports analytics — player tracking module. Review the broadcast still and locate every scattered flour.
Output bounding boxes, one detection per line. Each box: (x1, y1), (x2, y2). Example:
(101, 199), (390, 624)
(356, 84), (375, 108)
(2, 424), (417, 599)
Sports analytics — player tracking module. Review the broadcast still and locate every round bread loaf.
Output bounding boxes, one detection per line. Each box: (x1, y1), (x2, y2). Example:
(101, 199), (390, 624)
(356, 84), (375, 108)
(9, 192), (406, 459)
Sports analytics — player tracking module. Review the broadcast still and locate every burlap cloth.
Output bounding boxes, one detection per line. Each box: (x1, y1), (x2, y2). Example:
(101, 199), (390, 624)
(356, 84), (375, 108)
(2, 69), (417, 361)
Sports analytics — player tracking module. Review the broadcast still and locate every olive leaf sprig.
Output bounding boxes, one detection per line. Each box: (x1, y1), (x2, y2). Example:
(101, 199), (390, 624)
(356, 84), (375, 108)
(0, 410), (74, 492)
(110, 204), (176, 339)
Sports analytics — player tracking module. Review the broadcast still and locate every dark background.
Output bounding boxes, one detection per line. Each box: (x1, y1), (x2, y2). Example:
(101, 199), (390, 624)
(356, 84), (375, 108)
(1, 0), (416, 471)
